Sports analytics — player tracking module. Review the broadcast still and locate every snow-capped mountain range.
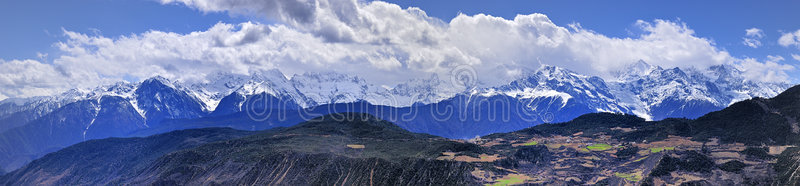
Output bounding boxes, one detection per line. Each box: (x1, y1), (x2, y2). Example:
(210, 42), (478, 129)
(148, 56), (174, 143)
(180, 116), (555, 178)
(0, 61), (790, 131)
(485, 65), (630, 115)
(610, 60), (789, 120)
(0, 61), (791, 172)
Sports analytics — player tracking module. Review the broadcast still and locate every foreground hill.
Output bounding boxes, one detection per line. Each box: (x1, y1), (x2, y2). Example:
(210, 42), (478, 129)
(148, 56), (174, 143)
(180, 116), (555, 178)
(0, 128), (255, 185)
(0, 113), (484, 185)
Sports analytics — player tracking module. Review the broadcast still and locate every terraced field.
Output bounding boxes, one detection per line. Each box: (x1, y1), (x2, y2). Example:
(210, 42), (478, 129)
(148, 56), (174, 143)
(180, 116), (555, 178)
(470, 112), (795, 185)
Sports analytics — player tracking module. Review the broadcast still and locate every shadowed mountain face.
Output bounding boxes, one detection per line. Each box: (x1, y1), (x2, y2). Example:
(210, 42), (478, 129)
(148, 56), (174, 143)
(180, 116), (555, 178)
(135, 77), (208, 127)
(764, 86), (800, 185)
(0, 77), (210, 172)
(690, 85), (800, 145)
(0, 113), (482, 185)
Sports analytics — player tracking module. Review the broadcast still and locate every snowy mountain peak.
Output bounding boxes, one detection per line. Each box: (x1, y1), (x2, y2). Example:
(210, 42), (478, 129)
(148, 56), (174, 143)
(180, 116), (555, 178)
(487, 65), (628, 113)
(391, 74), (445, 95)
(250, 69), (289, 82)
(706, 64), (743, 82)
(631, 60), (661, 73)
(291, 71), (367, 85)
(661, 67), (689, 79)
(608, 60), (791, 120)
(505, 64), (598, 91)
(203, 72), (251, 90)
(615, 60), (663, 81)
(536, 64), (587, 80)
(140, 76), (178, 90)
(290, 71), (378, 105)
(187, 69), (299, 109)
(389, 74), (459, 105)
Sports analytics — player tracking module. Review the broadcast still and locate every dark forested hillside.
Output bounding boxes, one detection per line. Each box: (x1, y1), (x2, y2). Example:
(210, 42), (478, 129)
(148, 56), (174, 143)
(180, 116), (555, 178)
(0, 128), (255, 185)
(497, 85), (800, 146)
(0, 113), (483, 185)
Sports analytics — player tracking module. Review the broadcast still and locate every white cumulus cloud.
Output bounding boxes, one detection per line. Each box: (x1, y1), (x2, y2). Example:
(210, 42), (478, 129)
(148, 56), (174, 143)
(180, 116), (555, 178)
(0, 0), (794, 100)
(738, 56), (794, 83)
(742, 28), (764, 48)
(779, 29), (800, 48)
(0, 59), (74, 100)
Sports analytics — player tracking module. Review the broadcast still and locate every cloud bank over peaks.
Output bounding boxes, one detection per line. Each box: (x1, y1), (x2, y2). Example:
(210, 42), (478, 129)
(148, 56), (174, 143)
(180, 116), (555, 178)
(153, 0), (794, 81)
(158, 0), (751, 80)
(0, 0), (794, 100)
(0, 59), (71, 100)
(737, 55), (794, 83)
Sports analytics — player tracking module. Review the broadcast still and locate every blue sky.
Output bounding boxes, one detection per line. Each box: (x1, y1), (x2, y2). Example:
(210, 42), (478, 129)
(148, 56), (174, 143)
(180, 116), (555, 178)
(0, 0), (244, 60)
(1, 0), (799, 99)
